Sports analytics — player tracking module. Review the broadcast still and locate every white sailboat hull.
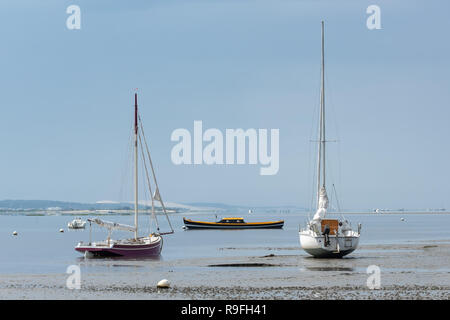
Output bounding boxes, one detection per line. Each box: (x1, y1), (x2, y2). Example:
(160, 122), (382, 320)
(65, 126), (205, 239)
(299, 230), (359, 258)
(68, 219), (86, 229)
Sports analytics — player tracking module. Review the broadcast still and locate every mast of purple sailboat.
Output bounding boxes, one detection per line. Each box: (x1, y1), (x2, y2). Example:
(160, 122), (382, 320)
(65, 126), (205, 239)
(134, 93), (139, 240)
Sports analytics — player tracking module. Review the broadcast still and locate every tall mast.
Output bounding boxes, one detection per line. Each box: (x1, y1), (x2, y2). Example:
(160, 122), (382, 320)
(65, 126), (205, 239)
(134, 93), (138, 240)
(321, 20), (326, 188)
(317, 21), (326, 206)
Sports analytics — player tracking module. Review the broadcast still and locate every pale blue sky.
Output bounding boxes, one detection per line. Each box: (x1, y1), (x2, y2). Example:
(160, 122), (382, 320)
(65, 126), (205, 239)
(0, 0), (449, 209)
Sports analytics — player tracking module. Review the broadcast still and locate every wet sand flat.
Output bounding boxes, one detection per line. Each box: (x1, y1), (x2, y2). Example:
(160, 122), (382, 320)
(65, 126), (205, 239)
(0, 241), (449, 299)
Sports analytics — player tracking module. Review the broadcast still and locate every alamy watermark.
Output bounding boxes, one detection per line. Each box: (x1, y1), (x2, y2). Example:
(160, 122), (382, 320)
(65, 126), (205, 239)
(366, 265), (381, 289)
(66, 265), (81, 290)
(66, 5), (380, 31)
(66, 5), (81, 30)
(171, 121), (279, 175)
(366, 5), (381, 30)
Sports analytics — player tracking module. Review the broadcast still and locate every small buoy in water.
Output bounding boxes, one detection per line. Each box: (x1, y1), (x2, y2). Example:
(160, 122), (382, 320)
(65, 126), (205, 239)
(157, 279), (170, 288)
(59, 228), (64, 233)
(12, 231), (18, 236)
(401, 218), (405, 221)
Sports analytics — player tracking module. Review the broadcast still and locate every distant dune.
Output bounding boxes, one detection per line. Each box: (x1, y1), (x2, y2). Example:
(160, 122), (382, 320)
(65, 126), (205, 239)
(0, 199), (154, 211)
(0, 199), (307, 214)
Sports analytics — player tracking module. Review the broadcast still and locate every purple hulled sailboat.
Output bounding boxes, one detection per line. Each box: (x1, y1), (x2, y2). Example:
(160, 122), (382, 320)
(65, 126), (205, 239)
(75, 93), (174, 258)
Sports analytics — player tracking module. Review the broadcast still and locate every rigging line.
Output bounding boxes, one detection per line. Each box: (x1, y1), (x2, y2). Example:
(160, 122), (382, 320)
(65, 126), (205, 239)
(138, 138), (153, 234)
(309, 61), (323, 213)
(324, 144), (341, 213)
(324, 55), (343, 207)
(306, 112), (313, 217)
(325, 61), (342, 211)
(337, 140), (343, 209)
(139, 116), (174, 233)
(127, 123), (135, 200)
(332, 183), (342, 213)
(309, 139), (317, 216)
(141, 136), (160, 235)
(138, 133), (161, 233)
(118, 121), (134, 202)
(140, 129), (174, 235)
(139, 147), (152, 235)
(329, 186), (333, 212)
(308, 25), (323, 204)
(309, 97), (320, 215)
(312, 105), (320, 213)
(307, 141), (313, 220)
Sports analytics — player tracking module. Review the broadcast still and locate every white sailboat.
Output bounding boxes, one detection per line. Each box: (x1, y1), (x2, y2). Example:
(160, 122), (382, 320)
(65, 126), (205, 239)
(68, 217), (86, 229)
(299, 22), (361, 258)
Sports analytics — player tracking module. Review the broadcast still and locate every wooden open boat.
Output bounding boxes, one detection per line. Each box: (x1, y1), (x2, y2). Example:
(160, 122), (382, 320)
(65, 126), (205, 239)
(183, 217), (284, 229)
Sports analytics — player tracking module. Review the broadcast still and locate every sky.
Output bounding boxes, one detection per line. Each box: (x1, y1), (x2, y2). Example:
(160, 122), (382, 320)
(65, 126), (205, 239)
(0, 0), (449, 210)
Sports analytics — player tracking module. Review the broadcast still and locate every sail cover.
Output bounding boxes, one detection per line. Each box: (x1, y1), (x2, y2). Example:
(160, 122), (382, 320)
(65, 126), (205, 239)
(88, 218), (136, 233)
(312, 186), (329, 221)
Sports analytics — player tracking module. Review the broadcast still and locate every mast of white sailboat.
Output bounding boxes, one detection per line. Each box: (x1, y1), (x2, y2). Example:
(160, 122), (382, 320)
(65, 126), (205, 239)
(134, 93), (139, 240)
(321, 20), (326, 189)
(316, 21), (326, 207)
(316, 94), (322, 207)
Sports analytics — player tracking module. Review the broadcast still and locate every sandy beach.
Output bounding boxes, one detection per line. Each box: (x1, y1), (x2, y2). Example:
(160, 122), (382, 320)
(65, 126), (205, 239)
(1, 240), (449, 300)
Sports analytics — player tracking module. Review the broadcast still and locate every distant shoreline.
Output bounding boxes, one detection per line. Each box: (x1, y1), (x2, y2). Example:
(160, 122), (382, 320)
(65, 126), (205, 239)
(330, 211), (450, 215)
(0, 210), (449, 216)
(0, 209), (179, 215)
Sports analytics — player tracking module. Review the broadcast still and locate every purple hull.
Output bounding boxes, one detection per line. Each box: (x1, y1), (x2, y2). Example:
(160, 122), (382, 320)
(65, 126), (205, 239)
(75, 236), (162, 257)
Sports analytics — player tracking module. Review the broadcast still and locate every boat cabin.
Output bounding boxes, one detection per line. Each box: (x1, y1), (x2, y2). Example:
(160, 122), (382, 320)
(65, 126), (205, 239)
(321, 219), (339, 235)
(218, 217), (245, 224)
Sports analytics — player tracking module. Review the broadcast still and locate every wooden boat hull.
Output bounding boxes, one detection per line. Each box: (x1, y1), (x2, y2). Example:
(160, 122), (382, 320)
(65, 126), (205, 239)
(183, 218), (284, 229)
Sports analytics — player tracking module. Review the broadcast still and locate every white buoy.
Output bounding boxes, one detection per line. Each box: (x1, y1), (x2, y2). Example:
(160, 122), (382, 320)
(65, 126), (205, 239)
(157, 279), (170, 288)
(12, 231), (18, 236)
(59, 228), (64, 233)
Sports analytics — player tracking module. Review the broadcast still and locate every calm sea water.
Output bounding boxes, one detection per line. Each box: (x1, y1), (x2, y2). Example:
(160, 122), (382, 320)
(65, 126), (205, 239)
(0, 211), (449, 274)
